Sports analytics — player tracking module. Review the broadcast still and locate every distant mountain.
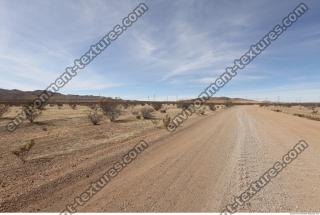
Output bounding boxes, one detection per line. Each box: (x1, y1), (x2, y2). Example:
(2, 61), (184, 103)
(0, 88), (257, 104)
(0, 88), (107, 103)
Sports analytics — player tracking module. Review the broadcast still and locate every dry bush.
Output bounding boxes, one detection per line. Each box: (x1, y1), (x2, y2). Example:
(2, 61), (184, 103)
(151, 103), (162, 111)
(132, 109), (140, 116)
(49, 104), (55, 107)
(197, 107), (206, 115)
(69, 104), (77, 110)
(273, 109), (282, 112)
(160, 109), (167, 113)
(121, 102), (130, 109)
(12, 139), (36, 163)
(88, 109), (103, 125)
(162, 114), (171, 128)
(100, 102), (122, 122)
(208, 104), (216, 111)
(177, 103), (191, 110)
(294, 113), (304, 117)
(57, 104), (63, 109)
(0, 104), (9, 117)
(87, 104), (97, 110)
(311, 107), (318, 114)
(151, 119), (162, 128)
(23, 105), (42, 123)
(141, 107), (155, 119)
(225, 100), (233, 107)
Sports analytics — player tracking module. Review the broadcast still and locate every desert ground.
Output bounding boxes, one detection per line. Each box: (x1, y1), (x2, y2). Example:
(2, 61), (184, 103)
(0, 104), (320, 212)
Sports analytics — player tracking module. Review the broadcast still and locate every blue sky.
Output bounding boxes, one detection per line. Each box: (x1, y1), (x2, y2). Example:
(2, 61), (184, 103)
(0, 0), (319, 102)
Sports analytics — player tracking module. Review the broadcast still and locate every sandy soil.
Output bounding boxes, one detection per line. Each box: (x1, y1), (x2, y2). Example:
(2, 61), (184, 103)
(0, 105), (319, 212)
(263, 105), (320, 120)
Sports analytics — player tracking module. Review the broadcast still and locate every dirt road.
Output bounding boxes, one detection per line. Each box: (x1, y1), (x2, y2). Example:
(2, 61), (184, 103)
(1, 106), (320, 212)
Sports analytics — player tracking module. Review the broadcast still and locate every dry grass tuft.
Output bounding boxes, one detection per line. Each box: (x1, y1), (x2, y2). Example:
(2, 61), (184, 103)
(0, 104), (9, 117)
(23, 105), (42, 123)
(162, 114), (171, 128)
(12, 139), (36, 163)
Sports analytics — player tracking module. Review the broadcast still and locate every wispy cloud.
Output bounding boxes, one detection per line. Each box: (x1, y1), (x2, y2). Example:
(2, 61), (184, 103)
(0, 0), (319, 101)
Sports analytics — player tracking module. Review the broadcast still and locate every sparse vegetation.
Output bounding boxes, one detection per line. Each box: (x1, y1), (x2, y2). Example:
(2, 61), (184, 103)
(0, 104), (9, 117)
(141, 107), (155, 119)
(273, 109), (282, 112)
(88, 108), (103, 125)
(225, 100), (233, 107)
(100, 102), (122, 122)
(177, 103), (191, 110)
(69, 104), (77, 110)
(23, 105), (42, 123)
(160, 109), (167, 113)
(162, 114), (171, 128)
(208, 104), (216, 111)
(12, 139), (36, 163)
(151, 103), (162, 111)
(197, 107), (206, 115)
(311, 107), (318, 114)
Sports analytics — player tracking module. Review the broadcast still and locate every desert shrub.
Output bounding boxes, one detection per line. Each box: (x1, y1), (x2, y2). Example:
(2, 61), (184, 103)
(151, 103), (162, 111)
(141, 107), (155, 119)
(121, 102), (130, 109)
(208, 104), (216, 111)
(160, 109), (167, 113)
(197, 107), (206, 115)
(100, 102), (122, 122)
(273, 109), (282, 112)
(88, 109), (103, 125)
(23, 105), (42, 123)
(177, 103), (191, 110)
(294, 113), (304, 117)
(151, 119), (162, 128)
(132, 109), (140, 116)
(225, 100), (233, 107)
(136, 115), (142, 120)
(0, 104), (9, 117)
(12, 139), (35, 163)
(162, 114), (171, 128)
(69, 104), (77, 110)
(311, 107), (318, 114)
(49, 104), (55, 107)
(57, 104), (63, 109)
